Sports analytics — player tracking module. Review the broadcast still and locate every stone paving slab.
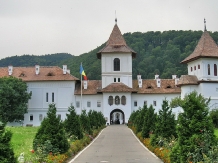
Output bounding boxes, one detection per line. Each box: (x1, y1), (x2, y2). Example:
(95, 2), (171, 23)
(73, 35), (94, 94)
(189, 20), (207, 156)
(69, 125), (163, 163)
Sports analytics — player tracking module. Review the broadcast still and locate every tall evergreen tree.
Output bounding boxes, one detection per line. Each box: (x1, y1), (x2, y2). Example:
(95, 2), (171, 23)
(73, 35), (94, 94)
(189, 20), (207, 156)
(0, 121), (16, 163)
(135, 106), (148, 133)
(142, 105), (156, 138)
(170, 91), (216, 163)
(33, 104), (69, 154)
(64, 106), (83, 139)
(80, 110), (91, 134)
(155, 99), (177, 139)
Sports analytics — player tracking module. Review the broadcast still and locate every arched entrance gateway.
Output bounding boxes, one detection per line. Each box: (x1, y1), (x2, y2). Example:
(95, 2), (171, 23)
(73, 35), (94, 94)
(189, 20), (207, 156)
(110, 109), (125, 124)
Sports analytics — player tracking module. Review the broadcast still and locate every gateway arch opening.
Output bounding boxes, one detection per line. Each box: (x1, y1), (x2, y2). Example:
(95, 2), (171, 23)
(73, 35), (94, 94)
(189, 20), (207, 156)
(110, 109), (125, 124)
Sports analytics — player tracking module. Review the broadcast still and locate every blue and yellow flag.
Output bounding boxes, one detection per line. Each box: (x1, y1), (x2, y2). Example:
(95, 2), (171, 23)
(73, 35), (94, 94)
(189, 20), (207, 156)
(80, 64), (87, 80)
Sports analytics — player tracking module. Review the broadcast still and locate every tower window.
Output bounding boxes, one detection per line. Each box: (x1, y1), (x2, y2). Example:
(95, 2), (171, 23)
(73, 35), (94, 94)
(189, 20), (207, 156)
(114, 58), (120, 71)
(191, 67), (193, 72)
(198, 64), (200, 69)
(214, 64), (217, 76)
(114, 78), (116, 82)
(118, 78), (120, 82)
(208, 64), (210, 75)
(194, 66), (196, 70)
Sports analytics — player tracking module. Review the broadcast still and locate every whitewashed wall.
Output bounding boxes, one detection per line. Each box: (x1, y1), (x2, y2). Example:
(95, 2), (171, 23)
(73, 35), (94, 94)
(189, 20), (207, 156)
(8, 81), (76, 126)
(101, 53), (132, 88)
(74, 94), (103, 114)
(102, 92), (132, 124)
(188, 58), (218, 80)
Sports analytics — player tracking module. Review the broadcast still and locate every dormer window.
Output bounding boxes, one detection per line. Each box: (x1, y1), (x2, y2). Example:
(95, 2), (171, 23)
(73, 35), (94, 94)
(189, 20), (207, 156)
(114, 58), (120, 71)
(166, 85), (171, 89)
(147, 86), (152, 89)
(47, 72), (54, 76)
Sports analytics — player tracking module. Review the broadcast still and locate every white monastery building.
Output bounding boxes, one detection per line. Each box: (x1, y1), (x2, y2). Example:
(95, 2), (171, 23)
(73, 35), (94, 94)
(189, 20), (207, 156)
(1, 21), (218, 126)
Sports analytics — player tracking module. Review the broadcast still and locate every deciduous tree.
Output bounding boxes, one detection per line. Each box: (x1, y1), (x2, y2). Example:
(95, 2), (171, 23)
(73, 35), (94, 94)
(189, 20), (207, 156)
(0, 77), (31, 123)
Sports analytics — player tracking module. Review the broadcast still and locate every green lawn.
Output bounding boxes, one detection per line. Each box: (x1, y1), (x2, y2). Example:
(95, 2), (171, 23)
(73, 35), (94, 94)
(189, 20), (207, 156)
(6, 126), (39, 159)
(215, 129), (218, 137)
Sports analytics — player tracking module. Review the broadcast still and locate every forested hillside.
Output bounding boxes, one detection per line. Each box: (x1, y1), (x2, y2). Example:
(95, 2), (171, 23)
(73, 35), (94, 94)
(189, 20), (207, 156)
(60, 30), (218, 80)
(0, 53), (73, 67)
(1, 30), (218, 80)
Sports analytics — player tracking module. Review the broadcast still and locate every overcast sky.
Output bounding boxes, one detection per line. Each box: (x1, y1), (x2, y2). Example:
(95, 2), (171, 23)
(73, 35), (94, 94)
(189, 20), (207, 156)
(0, 0), (218, 60)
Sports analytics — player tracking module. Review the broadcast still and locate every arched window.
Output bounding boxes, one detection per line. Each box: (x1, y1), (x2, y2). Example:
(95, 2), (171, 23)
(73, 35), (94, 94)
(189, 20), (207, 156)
(108, 96), (113, 106)
(198, 64), (200, 69)
(208, 64), (210, 75)
(214, 64), (217, 76)
(114, 58), (120, 71)
(194, 66), (196, 70)
(121, 96), (126, 105)
(191, 67), (193, 72)
(115, 96), (120, 105)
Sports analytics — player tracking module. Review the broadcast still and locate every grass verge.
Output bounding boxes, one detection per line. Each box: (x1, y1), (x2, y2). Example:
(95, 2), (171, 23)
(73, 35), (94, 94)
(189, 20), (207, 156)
(6, 126), (39, 159)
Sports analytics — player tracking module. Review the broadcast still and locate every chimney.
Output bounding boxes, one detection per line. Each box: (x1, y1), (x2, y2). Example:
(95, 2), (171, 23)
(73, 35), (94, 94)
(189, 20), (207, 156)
(137, 75), (142, 88)
(175, 78), (179, 86)
(8, 65), (13, 76)
(156, 78), (161, 88)
(63, 65), (67, 74)
(172, 75), (177, 79)
(84, 80), (87, 89)
(67, 69), (70, 74)
(35, 65), (40, 75)
(155, 74), (159, 79)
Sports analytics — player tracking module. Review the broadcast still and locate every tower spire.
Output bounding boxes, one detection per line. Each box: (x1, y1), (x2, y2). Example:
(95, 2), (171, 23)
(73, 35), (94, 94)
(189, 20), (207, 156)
(204, 18), (207, 31)
(115, 11), (117, 24)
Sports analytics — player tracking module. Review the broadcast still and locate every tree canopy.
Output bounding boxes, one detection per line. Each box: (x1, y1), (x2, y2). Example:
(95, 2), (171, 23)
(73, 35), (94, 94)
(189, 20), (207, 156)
(0, 77), (31, 123)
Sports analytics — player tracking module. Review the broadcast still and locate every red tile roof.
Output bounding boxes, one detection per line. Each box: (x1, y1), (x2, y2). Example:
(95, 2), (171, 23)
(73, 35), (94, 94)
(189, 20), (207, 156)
(177, 75), (199, 86)
(132, 79), (181, 94)
(74, 80), (102, 95)
(97, 24), (136, 59)
(0, 66), (79, 81)
(74, 79), (181, 95)
(101, 83), (137, 93)
(181, 31), (218, 63)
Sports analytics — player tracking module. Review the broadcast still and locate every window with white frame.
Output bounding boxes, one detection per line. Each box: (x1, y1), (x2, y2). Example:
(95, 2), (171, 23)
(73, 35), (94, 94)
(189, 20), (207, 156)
(144, 101), (147, 106)
(30, 114), (33, 121)
(76, 101), (80, 108)
(39, 114), (43, 121)
(87, 101), (91, 107)
(153, 101), (157, 106)
(52, 92), (54, 102)
(121, 96), (126, 105)
(46, 92), (48, 102)
(134, 101), (137, 107)
(97, 101), (101, 107)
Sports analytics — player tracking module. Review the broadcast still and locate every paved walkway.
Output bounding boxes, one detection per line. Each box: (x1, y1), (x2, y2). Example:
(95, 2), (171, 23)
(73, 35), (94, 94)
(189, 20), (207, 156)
(69, 125), (163, 163)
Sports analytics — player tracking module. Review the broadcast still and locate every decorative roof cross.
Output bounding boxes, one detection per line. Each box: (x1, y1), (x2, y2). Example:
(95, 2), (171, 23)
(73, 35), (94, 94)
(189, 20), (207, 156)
(204, 18), (207, 31)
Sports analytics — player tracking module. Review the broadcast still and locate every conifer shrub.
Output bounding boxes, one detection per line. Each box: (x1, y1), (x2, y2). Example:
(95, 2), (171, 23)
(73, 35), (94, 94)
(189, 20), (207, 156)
(151, 99), (177, 145)
(142, 105), (156, 138)
(0, 121), (16, 163)
(33, 103), (69, 156)
(80, 110), (92, 134)
(64, 106), (83, 139)
(170, 91), (216, 163)
(136, 106), (148, 133)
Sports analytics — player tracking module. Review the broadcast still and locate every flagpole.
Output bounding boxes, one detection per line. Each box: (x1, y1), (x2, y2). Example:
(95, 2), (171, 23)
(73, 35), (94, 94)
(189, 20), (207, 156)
(81, 62), (83, 114)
